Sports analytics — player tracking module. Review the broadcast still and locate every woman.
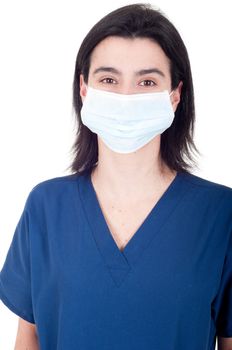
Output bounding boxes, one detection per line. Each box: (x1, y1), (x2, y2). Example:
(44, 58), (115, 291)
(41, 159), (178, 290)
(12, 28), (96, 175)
(0, 3), (231, 350)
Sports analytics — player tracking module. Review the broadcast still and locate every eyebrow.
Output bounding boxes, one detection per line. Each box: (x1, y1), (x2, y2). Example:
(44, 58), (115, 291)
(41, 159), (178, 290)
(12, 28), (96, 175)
(92, 66), (165, 78)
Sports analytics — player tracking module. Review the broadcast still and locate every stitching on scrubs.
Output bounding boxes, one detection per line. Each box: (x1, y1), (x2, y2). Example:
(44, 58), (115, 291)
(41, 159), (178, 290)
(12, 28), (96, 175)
(208, 191), (232, 299)
(75, 176), (117, 271)
(129, 180), (196, 267)
(0, 281), (35, 323)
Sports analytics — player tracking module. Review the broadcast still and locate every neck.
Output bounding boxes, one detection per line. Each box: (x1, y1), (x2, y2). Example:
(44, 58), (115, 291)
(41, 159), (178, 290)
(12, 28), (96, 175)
(90, 136), (176, 201)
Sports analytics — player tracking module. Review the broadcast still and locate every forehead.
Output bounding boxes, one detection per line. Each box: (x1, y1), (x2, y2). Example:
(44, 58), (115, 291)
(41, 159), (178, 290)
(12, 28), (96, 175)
(89, 36), (170, 73)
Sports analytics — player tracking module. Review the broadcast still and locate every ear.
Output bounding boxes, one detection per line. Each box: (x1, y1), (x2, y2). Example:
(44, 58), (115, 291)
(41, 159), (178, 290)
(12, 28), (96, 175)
(171, 80), (183, 112)
(79, 74), (88, 103)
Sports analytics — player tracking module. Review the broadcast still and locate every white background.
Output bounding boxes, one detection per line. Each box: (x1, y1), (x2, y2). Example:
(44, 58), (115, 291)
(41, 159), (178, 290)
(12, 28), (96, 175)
(0, 0), (231, 348)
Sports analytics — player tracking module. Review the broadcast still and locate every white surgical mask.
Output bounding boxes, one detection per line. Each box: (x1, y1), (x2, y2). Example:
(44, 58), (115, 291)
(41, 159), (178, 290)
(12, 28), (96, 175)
(80, 86), (175, 154)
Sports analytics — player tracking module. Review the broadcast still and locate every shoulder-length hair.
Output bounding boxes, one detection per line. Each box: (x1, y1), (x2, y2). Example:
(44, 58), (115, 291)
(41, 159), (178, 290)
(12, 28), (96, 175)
(68, 3), (200, 175)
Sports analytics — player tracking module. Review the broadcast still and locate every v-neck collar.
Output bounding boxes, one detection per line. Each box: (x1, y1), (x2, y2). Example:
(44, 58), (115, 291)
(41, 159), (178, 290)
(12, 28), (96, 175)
(77, 169), (189, 287)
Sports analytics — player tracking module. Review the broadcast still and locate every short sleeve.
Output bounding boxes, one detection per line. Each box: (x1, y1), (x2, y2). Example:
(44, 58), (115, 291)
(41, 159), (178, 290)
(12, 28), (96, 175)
(212, 229), (232, 337)
(0, 195), (35, 324)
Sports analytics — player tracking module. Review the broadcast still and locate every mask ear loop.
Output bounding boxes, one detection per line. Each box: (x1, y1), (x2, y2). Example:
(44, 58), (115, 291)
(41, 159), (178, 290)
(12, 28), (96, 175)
(169, 91), (175, 110)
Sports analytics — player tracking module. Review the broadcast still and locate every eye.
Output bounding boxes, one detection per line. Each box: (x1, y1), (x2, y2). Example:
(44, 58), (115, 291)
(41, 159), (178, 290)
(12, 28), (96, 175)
(100, 77), (117, 84)
(139, 79), (156, 87)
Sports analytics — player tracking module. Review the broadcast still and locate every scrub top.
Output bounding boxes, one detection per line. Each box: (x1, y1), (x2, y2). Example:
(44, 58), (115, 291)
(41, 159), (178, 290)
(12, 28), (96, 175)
(0, 169), (232, 350)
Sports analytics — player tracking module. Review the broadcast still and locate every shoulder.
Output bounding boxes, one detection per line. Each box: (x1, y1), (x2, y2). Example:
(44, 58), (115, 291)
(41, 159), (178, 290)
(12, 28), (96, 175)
(31, 173), (80, 191)
(24, 173), (82, 210)
(181, 171), (232, 214)
(182, 171), (232, 198)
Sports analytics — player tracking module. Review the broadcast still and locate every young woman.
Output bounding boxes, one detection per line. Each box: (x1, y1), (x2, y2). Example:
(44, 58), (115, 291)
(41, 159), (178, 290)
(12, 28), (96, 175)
(0, 3), (231, 350)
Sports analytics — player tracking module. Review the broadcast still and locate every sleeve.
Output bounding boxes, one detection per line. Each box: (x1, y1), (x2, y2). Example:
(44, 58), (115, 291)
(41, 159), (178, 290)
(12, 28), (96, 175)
(212, 229), (232, 338)
(0, 194), (35, 324)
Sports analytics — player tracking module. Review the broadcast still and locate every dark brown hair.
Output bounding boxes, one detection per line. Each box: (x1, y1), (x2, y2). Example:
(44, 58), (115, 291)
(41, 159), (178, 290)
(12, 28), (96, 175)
(68, 3), (200, 175)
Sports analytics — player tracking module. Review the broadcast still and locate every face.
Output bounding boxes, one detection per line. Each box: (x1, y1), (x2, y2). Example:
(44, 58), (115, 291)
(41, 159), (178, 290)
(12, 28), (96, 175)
(80, 36), (182, 112)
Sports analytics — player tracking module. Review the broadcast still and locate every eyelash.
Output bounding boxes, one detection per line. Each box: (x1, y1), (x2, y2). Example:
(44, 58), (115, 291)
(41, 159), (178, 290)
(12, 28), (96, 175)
(99, 78), (157, 86)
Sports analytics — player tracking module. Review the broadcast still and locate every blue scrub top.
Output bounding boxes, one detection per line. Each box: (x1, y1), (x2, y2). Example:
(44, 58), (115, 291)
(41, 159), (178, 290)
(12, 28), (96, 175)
(0, 170), (232, 349)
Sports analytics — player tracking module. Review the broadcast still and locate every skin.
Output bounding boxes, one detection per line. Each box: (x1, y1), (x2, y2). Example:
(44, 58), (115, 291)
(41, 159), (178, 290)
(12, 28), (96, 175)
(79, 36), (182, 203)
(14, 317), (39, 349)
(218, 337), (232, 350)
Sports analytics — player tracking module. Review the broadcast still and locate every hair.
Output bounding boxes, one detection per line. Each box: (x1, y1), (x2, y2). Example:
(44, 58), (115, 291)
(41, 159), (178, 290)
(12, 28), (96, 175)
(68, 3), (201, 176)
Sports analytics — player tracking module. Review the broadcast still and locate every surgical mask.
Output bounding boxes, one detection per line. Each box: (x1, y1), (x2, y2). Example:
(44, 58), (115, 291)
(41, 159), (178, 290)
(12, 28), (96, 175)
(80, 86), (175, 154)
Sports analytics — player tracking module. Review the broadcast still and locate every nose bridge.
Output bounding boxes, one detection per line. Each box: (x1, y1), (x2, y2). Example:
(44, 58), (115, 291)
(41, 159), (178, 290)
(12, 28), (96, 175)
(121, 88), (134, 95)
(117, 77), (135, 95)
(114, 70), (142, 94)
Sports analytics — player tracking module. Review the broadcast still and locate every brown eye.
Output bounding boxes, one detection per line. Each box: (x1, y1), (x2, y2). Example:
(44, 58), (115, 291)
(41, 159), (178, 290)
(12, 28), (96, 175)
(100, 78), (117, 84)
(139, 80), (156, 86)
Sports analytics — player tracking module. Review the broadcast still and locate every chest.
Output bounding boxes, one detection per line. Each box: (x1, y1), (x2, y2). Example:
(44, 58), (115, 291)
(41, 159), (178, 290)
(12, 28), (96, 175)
(96, 194), (161, 251)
